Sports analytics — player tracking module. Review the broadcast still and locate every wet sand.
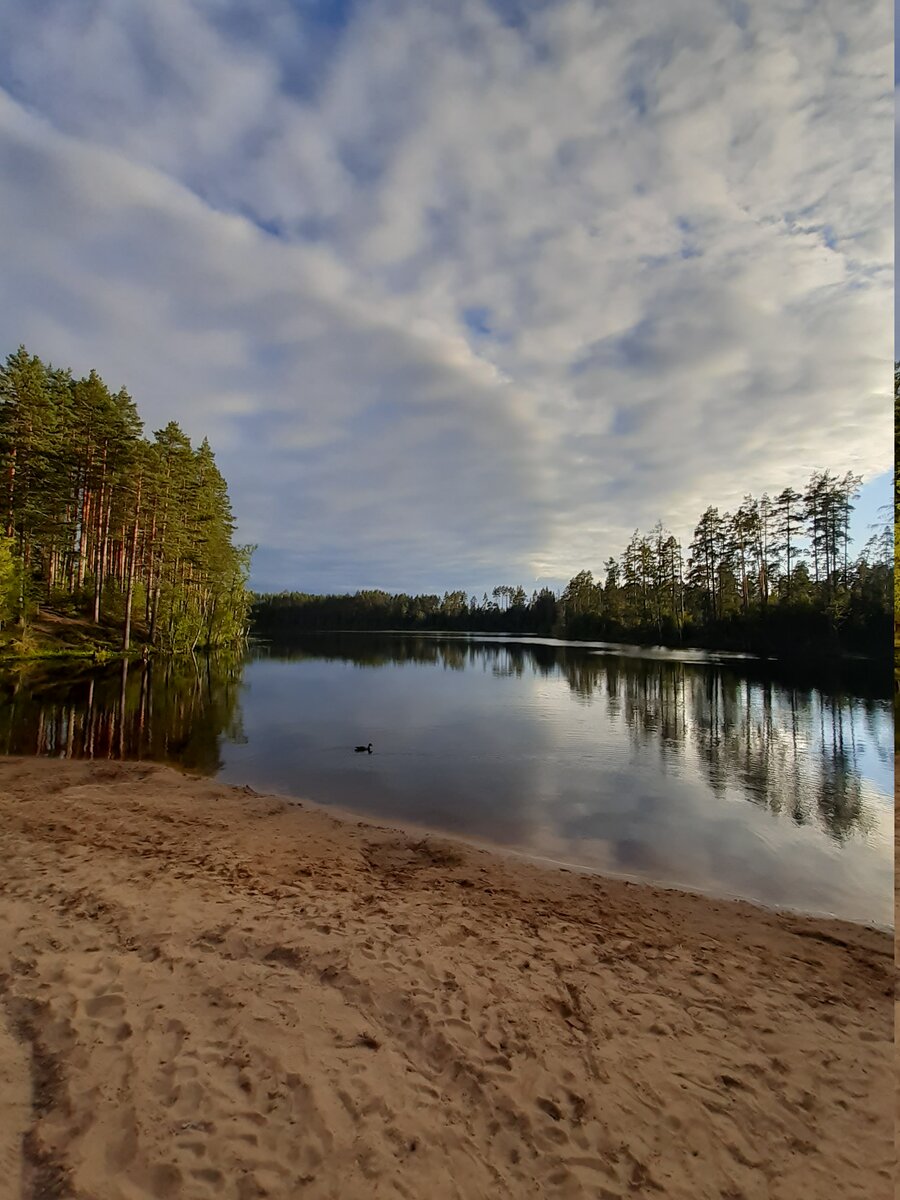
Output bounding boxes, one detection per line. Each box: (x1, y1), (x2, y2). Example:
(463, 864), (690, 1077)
(0, 757), (892, 1199)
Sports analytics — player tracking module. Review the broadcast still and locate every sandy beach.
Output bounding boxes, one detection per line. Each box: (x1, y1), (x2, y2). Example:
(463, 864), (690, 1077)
(0, 757), (892, 1200)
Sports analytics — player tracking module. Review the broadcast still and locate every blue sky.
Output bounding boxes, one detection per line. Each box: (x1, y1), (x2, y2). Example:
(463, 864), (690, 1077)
(851, 470), (892, 549)
(0, 0), (891, 596)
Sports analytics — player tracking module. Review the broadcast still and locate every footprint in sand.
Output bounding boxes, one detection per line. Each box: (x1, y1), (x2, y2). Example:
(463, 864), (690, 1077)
(84, 991), (126, 1020)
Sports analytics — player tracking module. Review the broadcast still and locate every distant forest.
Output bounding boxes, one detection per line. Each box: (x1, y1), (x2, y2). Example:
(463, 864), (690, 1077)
(0, 346), (252, 652)
(254, 466), (893, 660)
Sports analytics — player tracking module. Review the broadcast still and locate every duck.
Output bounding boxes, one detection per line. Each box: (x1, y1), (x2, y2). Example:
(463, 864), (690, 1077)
(355, 742), (373, 754)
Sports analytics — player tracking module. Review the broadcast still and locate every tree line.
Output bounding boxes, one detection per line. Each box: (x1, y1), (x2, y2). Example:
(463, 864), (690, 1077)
(0, 345), (252, 652)
(253, 468), (892, 659)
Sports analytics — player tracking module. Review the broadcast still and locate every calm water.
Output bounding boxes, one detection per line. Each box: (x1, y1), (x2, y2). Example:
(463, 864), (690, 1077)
(1, 633), (893, 926)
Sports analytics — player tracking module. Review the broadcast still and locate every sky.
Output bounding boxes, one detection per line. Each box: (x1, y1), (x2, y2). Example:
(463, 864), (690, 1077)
(0, 0), (892, 596)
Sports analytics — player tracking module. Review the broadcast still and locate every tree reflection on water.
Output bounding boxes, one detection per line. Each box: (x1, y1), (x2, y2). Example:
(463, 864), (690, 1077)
(0, 653), (246, 775)
(0, 633), (888, 847)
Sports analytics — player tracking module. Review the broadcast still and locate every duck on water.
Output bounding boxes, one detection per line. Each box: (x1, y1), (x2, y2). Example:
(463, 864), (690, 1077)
(355, 743), (373, 754)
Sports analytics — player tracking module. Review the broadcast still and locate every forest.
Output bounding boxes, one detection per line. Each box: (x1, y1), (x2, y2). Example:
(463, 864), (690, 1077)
(253, 467), (893, 660)
(0, 346), (252, 653)
(4, 338), (890, 665)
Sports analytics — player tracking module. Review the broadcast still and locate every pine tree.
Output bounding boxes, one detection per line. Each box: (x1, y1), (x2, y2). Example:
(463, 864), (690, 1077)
(775, 486), (804, 600)
(0, 347), (251, 650)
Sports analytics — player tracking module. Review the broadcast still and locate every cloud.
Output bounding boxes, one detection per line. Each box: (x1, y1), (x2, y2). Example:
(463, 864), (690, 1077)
(0, 0), (891, 593)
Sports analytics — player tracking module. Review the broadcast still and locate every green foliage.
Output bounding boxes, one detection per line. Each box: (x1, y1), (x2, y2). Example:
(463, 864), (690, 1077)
(0, 345), (252, 652)
(0, 534), (22, 626)
(253, 465), (890, 660)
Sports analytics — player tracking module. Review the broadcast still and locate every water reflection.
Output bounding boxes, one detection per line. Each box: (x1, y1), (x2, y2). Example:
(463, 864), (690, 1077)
(0, 634), (891, 923)
(249, 635), (890, 848)
(0, 654), (245, 773)
(584, 657), (883, 844)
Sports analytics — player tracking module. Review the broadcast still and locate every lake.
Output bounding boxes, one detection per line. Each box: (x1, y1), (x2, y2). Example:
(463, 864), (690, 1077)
(1, 633), (893, 926)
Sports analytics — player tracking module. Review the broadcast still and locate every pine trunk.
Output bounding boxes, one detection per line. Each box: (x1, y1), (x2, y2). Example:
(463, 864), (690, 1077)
(123, 475), (142, 652)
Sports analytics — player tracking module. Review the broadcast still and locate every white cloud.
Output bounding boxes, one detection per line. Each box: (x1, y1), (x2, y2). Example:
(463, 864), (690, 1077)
(0, 0), (891, 592)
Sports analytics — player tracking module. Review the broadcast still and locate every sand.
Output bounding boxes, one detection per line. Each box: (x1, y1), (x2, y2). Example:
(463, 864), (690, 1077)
(0, 757), (892, 1200)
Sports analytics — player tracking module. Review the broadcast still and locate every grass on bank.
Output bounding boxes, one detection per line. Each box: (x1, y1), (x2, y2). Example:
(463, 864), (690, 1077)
(0, 608), (148, 664)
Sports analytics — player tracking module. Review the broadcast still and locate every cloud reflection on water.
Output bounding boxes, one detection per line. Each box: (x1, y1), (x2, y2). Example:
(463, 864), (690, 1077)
(0, 635), (891, 924)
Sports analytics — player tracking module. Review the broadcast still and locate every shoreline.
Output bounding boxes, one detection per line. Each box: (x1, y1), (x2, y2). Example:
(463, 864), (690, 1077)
(0, 757), (892, 1199)
(0, 605), (250, 668)
(252, 783), (894, 935)
(249, 627), (890, 673)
